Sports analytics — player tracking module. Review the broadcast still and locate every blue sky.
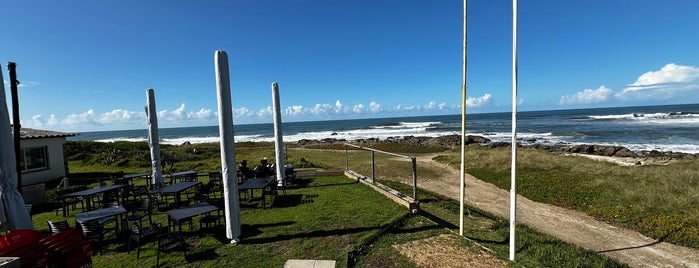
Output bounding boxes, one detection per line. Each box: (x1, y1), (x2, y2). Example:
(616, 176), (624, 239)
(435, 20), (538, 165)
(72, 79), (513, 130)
(2, 0), (699, 132)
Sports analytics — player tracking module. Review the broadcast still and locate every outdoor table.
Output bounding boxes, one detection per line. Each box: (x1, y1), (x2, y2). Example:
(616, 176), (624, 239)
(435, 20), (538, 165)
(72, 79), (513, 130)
(166, 202), (220, 233)
(167, 170), (198, 185)
(122, 172), (151, 184)
(151, 181), (201, 208)
(58, 184), (126, 216)
(238, 177), (276, 208)
(74, 206), (128, 234)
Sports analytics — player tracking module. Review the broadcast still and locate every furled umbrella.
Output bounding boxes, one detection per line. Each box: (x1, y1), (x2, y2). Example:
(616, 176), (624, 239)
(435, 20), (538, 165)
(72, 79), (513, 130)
(215, 50), (241, 242)
(0, 68), (33, 231)
(146, 89), (164, 186)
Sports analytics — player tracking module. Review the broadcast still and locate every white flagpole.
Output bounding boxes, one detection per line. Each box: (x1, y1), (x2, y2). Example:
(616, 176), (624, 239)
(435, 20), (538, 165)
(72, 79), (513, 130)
(509, 0), (519, 261)
(459, 0), (468, 237)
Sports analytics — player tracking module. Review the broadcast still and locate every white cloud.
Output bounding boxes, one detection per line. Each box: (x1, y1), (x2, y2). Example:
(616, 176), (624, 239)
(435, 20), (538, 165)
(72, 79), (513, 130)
(628, 63), (699, 87)
(352, 103), (365, 113)
(285, 105), (304, 116)
(369, 101), (381, 113)
(559, 86), (613, 105)
(618, 63), (699, 101)
(466, 93), (492, 108)
(24, 98), (470, 132)
(158, 103), (214, 121)
(257, 106), (273, 118)
(334, 100), (344, 113)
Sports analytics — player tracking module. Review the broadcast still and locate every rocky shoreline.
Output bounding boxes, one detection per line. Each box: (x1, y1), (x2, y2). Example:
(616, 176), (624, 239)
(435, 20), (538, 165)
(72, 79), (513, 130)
(296, 134), (698, 164)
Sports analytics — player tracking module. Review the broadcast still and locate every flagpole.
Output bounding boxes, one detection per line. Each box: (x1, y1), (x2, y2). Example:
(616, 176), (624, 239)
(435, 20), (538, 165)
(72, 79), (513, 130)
(459, 0), (468, 236)
(509, 0), (519, 261)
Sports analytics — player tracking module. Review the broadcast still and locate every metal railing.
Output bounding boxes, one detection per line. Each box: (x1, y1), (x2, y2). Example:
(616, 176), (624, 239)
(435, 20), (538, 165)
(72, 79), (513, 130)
(343, 143), (419, 204)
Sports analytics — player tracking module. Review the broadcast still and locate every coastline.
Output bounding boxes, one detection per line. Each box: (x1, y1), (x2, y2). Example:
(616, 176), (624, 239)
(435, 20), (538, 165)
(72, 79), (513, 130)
(298, 134), (696, 165)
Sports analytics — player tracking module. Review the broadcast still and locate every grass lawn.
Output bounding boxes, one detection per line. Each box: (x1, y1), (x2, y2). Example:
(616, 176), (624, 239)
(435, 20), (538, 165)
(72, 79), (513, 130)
(30, 175), (406, 267)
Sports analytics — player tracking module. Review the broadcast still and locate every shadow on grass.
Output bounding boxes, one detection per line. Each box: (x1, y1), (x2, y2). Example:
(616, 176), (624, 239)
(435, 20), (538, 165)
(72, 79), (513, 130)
(286, 178), (312, 189)
(241, 225), (382, 244)
(419, 210), (508, 245)
(287, 177), (360, 189)
(596, 224), (684, 254)
(270, 194), (305, 208)
(185, 248), (220, 262)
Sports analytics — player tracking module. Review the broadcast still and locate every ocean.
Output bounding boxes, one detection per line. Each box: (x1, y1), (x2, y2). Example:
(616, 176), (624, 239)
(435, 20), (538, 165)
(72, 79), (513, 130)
(70, 103), (699, 154)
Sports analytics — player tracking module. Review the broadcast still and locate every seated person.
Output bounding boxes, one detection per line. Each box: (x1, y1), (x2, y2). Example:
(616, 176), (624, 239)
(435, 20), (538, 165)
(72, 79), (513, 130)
(238, 160), (254, 180)
(254, 157), (274, 178)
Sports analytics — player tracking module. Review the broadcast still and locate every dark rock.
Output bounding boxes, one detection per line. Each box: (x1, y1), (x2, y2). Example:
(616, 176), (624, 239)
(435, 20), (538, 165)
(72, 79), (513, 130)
(489, 142), (511, 148)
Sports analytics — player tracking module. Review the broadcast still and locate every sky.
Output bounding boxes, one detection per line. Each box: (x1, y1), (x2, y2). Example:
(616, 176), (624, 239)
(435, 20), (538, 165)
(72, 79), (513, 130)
(1, 0), (699, 132)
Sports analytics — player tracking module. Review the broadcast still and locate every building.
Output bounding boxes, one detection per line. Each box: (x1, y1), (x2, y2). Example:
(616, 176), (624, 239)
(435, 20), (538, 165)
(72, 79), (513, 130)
(10, 127), (76, 186)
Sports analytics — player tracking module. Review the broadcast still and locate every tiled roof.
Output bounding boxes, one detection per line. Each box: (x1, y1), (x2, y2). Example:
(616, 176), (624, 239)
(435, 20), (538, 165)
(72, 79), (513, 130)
(10, 127), (77, 139)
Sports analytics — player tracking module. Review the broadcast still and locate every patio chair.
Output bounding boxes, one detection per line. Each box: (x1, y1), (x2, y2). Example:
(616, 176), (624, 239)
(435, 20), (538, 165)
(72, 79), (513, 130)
(156, 232), (187, 267)
(126, 219), (161, 258)
(46, 220), (71, 234)
(78, 219), (116, 254)
(199, 209), (222, 229)
(54, 185), (88, 216)
(126, 197), (155, 226)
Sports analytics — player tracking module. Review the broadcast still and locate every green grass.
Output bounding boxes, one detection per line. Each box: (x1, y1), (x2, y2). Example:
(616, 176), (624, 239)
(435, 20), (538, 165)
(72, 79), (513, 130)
(434, 146), (699, 249)
(52, 140), (697, 265)
(30, 176), (406, 267)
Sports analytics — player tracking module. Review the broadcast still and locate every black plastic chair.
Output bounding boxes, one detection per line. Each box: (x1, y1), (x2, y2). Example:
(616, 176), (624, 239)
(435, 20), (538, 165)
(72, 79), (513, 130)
(126, 197), (154, 226)
(156, 232), (187, 267)
(126, 219), (161, 258)
(46, 220), (70, 234)
(78, 219), (115, 254)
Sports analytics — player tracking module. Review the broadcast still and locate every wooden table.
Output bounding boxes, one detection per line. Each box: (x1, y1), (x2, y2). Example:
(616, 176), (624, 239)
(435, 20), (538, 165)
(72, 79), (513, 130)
(58, 184), (126, 216)
(151, 181), (201, 208)
(238, 177), (276, 208)
(166, 202), (220, 233)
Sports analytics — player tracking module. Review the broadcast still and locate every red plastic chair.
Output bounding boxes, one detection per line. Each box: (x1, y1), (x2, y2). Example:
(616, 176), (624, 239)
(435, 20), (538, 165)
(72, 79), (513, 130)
(0, 229), (50, 268)
(38, 228), (93, 268)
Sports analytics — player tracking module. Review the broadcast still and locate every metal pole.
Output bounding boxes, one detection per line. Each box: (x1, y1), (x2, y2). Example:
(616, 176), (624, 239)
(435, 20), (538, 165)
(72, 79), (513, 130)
(8, 62), (22, 192)
(509, 0), (519, 261)
(370, 151), (375, 184)
(459, 0), (468, 237)
(411, 157), (418, 202)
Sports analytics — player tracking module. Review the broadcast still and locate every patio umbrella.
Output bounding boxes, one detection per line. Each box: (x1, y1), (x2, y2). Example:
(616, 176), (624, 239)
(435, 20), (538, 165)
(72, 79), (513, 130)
(271, 82), (286, 191)
(215, 50), (241, 242)
(0, 69), (33, 231)
(146, 89), (164, 186)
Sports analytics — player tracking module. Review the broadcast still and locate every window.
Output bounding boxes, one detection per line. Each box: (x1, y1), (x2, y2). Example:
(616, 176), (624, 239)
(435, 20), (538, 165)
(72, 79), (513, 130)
(21, 146), (48, 172)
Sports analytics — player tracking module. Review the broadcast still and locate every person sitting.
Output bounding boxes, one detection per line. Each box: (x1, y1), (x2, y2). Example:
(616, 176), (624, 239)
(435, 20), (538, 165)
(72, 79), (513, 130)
(238, 160), (254, 180)
(254, 157), (274, 178)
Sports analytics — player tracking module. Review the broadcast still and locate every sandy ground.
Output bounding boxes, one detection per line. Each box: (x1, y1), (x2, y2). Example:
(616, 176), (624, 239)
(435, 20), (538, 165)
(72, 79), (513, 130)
(407, 154), (699, 268)
(394, 234), (507, 268)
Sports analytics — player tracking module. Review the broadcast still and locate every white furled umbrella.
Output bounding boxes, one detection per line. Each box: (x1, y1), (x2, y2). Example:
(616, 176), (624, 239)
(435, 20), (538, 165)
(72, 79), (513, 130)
(0, 69), (33, 231)
(215, 50), (241, 242)
(271, 82), (286, 191)
(146, 89), (164, 186)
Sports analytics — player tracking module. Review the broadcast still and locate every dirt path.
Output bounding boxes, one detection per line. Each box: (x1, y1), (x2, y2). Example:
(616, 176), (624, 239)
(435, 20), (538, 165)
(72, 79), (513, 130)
(410, 154), (699, 268)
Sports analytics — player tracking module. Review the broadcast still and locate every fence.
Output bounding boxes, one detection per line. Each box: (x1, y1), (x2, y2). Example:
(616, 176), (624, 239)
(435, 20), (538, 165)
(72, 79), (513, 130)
(343, 143), (419, 206)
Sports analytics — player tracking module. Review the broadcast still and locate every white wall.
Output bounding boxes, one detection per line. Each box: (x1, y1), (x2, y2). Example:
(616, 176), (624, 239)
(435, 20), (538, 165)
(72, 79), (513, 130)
(20, 137), (67, 186)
